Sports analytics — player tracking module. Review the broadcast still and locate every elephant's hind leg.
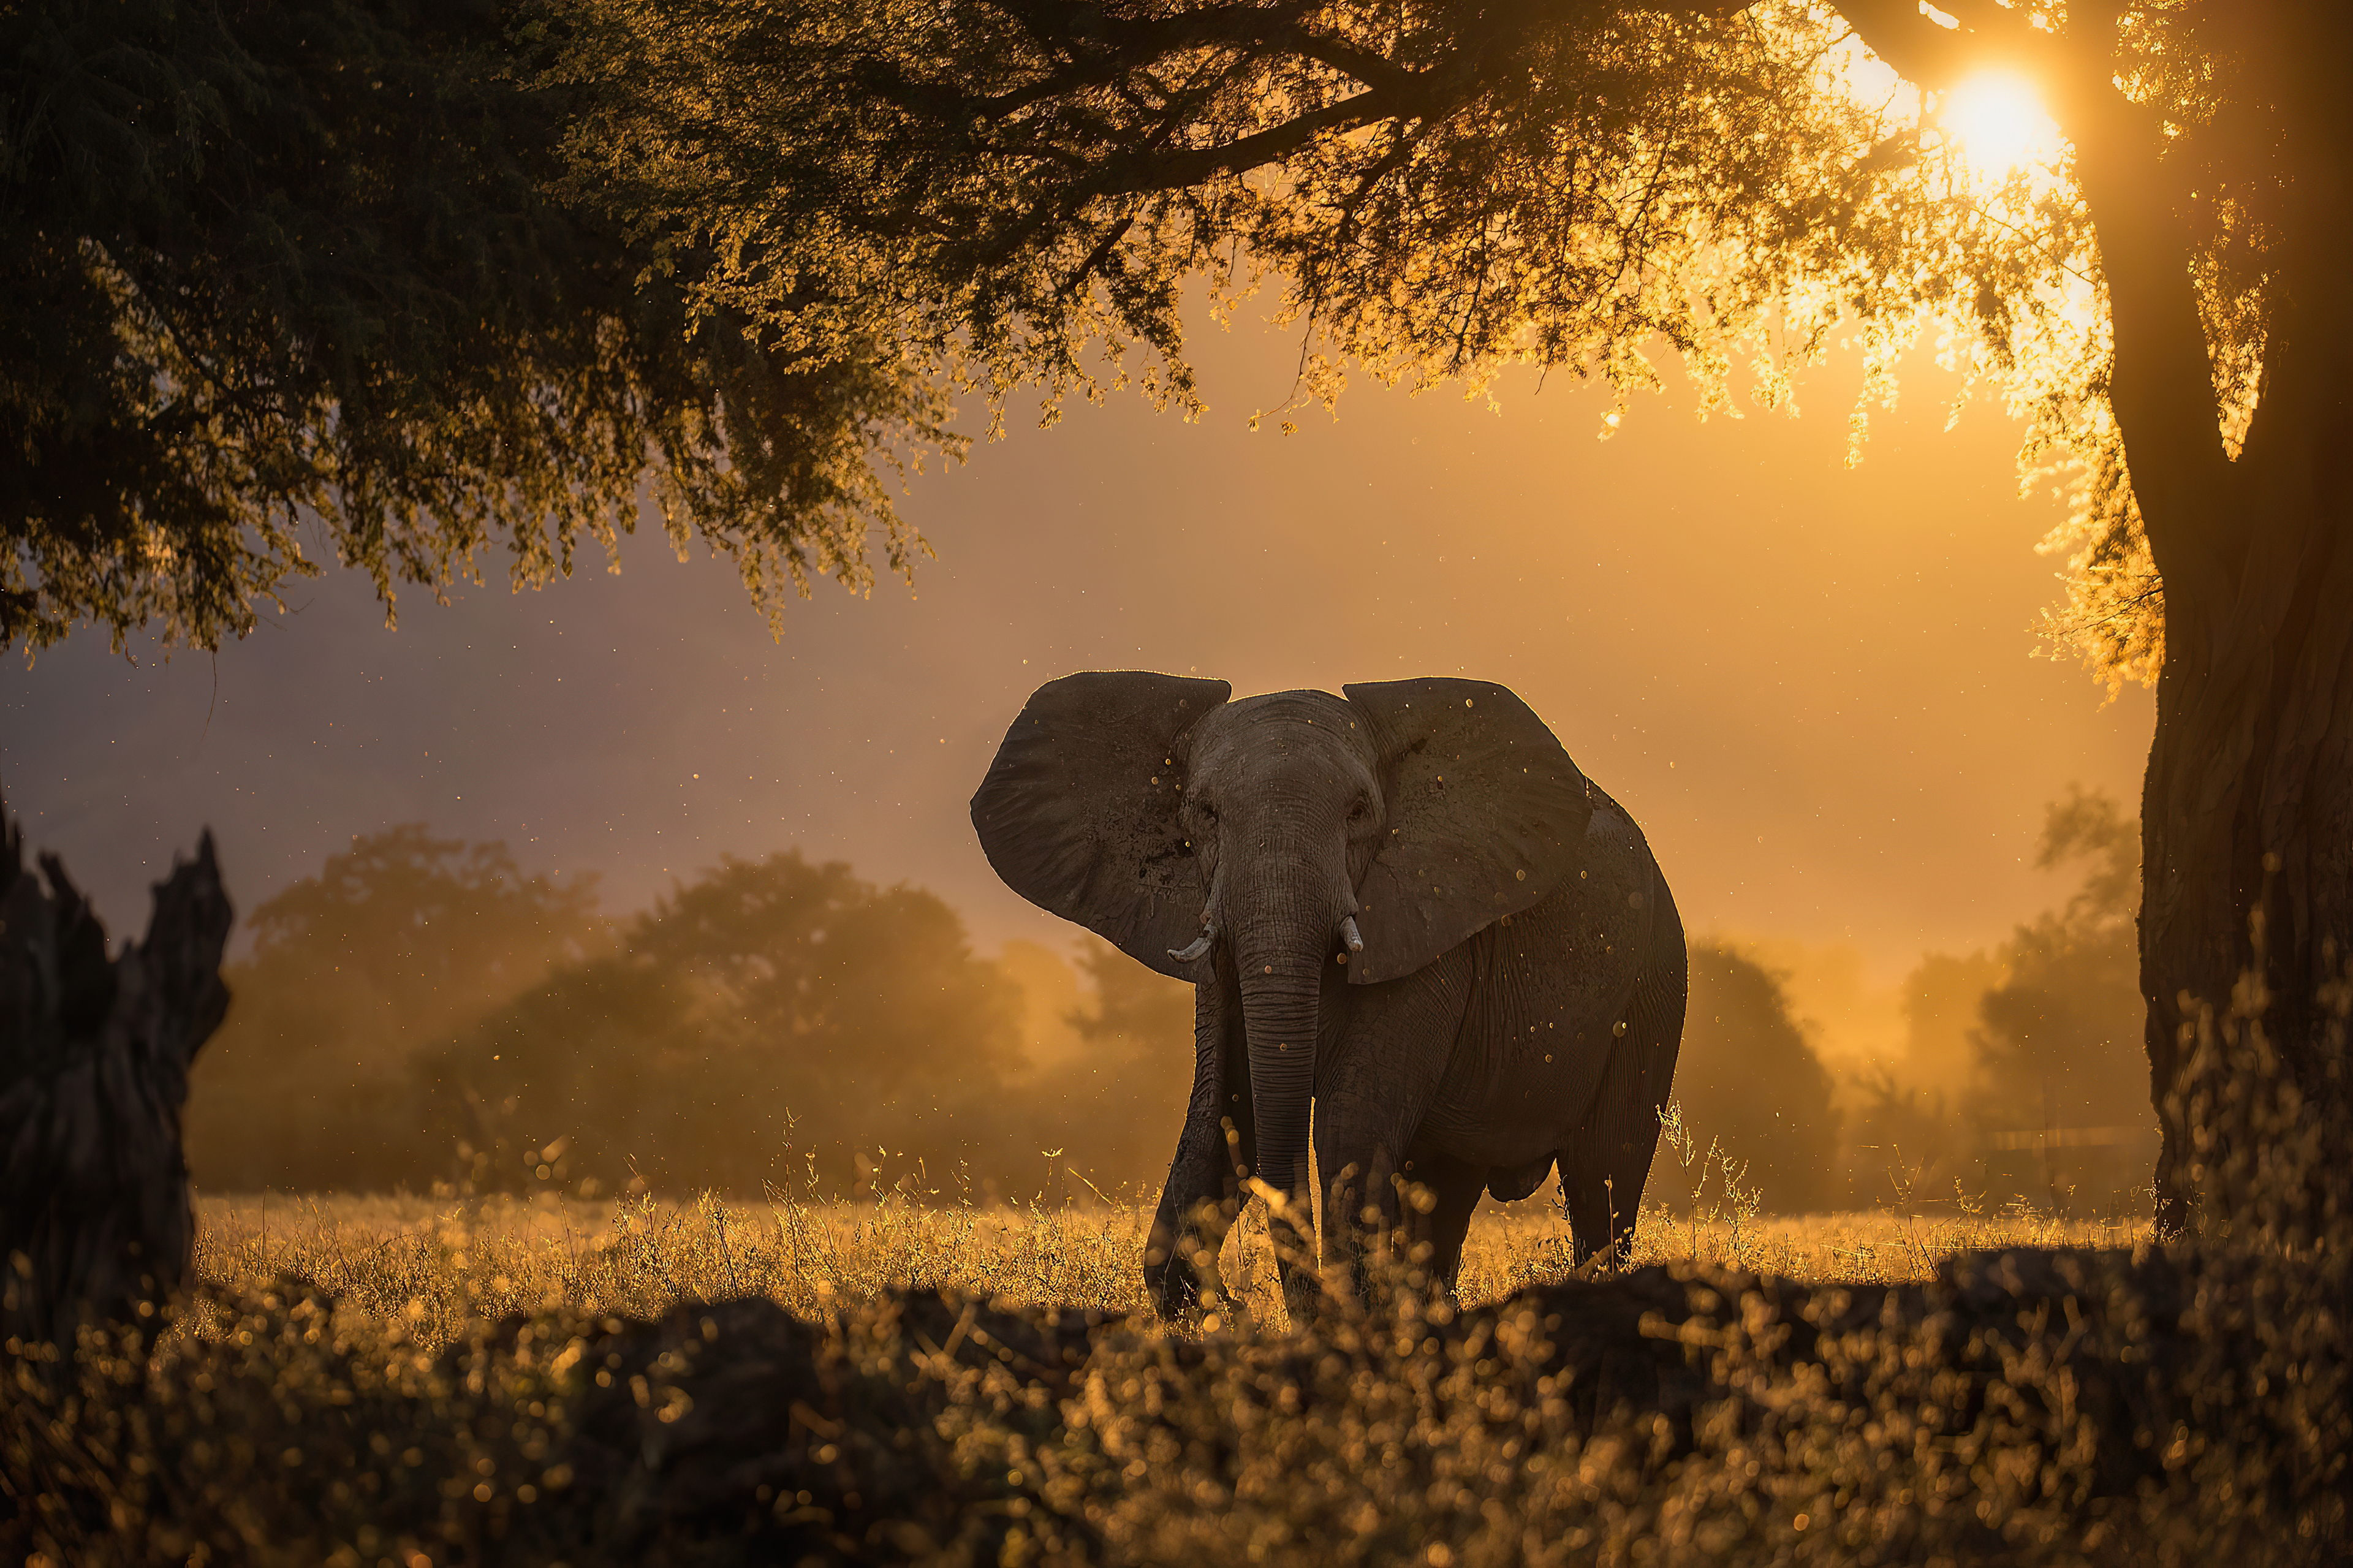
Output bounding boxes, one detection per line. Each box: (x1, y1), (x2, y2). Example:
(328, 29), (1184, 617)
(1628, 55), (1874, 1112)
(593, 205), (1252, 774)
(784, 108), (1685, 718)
(1413, 1151), (1488, 1304)
(1562, 879), (1688, 1267)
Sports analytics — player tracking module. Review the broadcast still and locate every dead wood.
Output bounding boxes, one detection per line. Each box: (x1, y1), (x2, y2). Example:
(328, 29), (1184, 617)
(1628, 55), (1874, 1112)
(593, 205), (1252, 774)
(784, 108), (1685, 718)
(0, 793), (233, 1354)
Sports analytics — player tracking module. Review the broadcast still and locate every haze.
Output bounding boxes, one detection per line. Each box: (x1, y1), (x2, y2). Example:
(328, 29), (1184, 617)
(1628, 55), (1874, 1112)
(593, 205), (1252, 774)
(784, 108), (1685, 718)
(0, 317), (2149, 1002)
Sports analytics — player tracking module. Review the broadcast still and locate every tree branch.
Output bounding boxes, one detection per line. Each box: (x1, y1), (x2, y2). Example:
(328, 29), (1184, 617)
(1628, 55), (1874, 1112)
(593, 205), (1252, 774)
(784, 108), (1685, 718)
(1832, 0), (2056, 99)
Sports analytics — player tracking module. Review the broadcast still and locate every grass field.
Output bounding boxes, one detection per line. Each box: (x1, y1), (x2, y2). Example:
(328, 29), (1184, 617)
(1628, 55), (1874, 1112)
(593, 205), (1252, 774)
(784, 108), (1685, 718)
(191, 1187), (2148, 1355)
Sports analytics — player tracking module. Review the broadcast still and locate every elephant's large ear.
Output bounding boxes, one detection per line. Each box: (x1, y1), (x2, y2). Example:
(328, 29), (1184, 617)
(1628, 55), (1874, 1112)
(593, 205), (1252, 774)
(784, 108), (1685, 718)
(971, 672), (1232, 981)
(1341, 677), (1593, 985)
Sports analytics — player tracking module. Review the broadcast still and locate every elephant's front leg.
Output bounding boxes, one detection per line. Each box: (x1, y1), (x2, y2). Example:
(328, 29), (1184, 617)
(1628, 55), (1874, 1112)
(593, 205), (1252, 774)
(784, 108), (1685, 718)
(1311, 960), (1470, 1311)
(1143, 974), (1254, 1319)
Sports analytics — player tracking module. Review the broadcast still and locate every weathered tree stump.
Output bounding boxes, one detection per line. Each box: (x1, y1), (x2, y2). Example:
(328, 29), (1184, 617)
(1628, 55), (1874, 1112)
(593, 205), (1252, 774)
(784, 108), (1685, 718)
(0, 793), (233, 1353)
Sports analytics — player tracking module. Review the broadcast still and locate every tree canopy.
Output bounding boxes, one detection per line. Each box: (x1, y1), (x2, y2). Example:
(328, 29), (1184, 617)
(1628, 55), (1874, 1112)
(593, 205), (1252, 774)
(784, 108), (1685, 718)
(543, 0), (2165, 664)
(6, 0), (2196, 672)
(2, 0), (949, 653)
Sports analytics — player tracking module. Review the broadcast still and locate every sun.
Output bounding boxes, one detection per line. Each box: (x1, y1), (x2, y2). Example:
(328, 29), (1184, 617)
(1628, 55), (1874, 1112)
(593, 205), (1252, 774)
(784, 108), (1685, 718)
(1937, 69), (2063, 173)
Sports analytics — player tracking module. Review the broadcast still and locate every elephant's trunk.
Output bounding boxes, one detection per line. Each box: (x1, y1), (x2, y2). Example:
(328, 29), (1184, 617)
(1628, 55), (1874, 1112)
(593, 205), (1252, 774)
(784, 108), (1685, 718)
(1229, 878), (1334, 1323)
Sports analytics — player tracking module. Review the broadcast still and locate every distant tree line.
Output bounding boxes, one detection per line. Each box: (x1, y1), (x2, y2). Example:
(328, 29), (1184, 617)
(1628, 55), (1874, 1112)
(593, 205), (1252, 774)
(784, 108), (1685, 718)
(1675, 787), (2154, 1218)
(189, 793), (2150, 1213)
(186, 831), (1194, 1201)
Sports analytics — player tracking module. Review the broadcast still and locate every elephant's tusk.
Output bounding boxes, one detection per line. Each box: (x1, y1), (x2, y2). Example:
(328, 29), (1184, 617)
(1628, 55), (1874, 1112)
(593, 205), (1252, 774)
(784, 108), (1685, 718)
(1172, 860), (1225, 962)
(1340, 915), (1364, 954)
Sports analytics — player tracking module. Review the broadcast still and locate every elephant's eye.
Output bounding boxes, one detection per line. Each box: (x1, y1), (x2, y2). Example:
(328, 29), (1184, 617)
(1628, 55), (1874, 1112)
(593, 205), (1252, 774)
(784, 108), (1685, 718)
(1348, 797), (1374, 825)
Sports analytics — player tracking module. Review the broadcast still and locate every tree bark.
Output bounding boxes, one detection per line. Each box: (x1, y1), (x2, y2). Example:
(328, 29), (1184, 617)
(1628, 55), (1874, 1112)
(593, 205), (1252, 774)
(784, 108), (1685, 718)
(0, 797), (233, 1354)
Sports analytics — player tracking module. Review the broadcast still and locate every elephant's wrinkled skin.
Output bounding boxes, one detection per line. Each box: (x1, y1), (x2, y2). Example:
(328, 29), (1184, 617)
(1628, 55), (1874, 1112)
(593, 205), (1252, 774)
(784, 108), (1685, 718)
(971, 673), (1686, 1324)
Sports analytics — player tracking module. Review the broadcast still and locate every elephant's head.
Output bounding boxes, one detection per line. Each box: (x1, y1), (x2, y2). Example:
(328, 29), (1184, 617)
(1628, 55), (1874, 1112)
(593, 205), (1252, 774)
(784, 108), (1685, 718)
(971, 672), (1592, 1250)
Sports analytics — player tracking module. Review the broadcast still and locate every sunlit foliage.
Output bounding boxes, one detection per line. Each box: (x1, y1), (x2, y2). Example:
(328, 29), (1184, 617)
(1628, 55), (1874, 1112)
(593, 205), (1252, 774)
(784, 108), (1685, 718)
(544, 0), (1887, 420)
(539, 0), (2288, 689)
(1, 0), (949, 654)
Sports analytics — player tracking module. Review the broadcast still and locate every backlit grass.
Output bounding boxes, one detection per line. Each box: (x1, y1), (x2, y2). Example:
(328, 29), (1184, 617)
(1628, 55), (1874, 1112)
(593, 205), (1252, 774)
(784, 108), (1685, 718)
(191, 1187), (2146, 1357)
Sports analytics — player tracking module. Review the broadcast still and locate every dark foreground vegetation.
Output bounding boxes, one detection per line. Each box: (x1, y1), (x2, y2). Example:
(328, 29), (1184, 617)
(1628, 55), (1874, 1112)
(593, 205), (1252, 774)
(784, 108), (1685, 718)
(7, 1238), (2347, 1565)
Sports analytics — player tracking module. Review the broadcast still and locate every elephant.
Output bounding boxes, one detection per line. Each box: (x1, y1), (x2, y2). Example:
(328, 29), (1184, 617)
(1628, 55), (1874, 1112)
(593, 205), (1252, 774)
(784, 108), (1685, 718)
(971, 671), (1686, 1324)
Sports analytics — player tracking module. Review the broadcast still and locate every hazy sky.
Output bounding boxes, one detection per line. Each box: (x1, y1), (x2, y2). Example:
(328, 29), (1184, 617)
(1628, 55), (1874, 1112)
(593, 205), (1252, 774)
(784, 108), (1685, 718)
(2, 317), (2150, 983)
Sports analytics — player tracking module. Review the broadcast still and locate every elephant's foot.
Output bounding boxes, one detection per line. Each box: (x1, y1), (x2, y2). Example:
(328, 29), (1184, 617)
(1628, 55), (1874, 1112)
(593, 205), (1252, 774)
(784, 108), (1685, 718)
(1566, 1211), (1637, 1273)
(1269, 1249), (1332, 1332)
(1143, 1240), (1235, 1324)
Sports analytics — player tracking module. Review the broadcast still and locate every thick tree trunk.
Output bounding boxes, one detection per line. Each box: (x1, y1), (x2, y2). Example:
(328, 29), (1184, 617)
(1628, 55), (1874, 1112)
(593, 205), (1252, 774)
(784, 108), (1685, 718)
(2103, 15), (2353, 1236)
(2140, 505), (2353, 1237)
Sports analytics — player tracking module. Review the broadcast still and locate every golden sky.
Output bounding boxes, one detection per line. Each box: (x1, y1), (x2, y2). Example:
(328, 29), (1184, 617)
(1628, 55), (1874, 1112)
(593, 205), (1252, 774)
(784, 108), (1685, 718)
(1, 311), (2148, 989)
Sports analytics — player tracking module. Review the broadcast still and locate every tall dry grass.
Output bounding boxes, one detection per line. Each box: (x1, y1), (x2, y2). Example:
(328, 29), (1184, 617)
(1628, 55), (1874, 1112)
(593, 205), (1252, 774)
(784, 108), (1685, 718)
(191, 1185), (2145, 1358)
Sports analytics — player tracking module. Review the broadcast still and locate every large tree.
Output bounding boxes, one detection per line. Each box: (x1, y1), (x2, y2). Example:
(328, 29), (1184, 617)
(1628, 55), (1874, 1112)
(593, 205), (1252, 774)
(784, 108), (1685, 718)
(1830, 0), (2351, 1243)
(545, 0), (2343, 1233)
